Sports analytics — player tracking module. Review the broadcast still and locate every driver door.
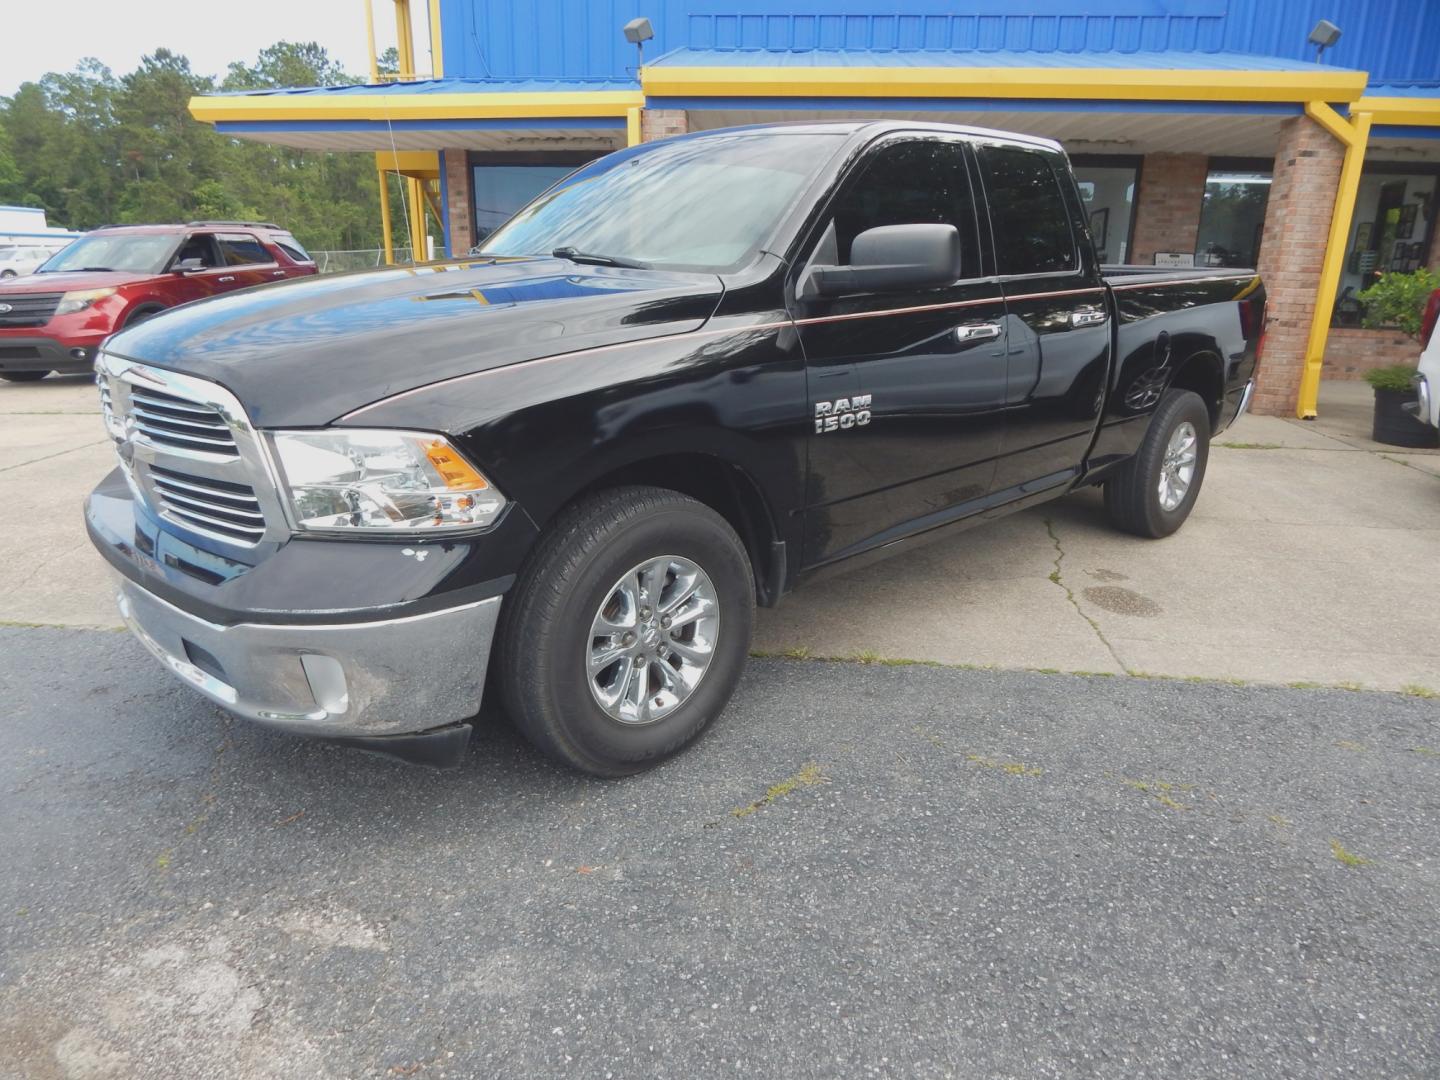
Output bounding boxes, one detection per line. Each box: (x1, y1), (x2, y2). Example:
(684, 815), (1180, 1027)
(792, 135), (1010, 567)
(166, 234), (230, 302)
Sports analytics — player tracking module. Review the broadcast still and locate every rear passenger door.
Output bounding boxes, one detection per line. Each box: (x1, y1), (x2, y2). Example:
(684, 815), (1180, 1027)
(976, 143), (1113, 494)
(213, 233), (283, 291)
(794, 135), (1010, 566)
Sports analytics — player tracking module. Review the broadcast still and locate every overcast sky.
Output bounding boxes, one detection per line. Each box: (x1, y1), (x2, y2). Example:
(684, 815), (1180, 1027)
(0, 0), (393, 95)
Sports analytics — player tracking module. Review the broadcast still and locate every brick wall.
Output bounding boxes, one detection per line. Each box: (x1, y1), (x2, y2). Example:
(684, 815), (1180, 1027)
(1250, 115), (1345, 416)
(442, 149), (474, 256)
(640, 109), (688, 142)
(1129, 153), (1208, 265)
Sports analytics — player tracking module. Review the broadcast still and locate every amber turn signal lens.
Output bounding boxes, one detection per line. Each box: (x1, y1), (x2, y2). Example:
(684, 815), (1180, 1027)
(424, 439), (489, 490)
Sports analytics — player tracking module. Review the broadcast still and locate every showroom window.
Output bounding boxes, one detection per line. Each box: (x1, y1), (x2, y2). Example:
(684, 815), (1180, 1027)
(1194, 159), (1272, 269)
(1070, 155), (1140, 264)
(1332, 162), (1440, 327)
(471, 153), (598, 244)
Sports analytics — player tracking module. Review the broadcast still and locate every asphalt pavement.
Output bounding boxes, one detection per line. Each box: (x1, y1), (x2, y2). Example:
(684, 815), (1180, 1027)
(3, 627), (1437, 1079)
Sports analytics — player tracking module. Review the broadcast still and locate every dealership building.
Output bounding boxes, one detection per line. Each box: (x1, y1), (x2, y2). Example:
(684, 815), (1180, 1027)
(189, 1), (1440, 418)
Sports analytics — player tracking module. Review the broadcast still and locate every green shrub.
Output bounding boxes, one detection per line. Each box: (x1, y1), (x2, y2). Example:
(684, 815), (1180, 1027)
(1357, 268), (1440, 339)
(1363, 364), (1419, 393)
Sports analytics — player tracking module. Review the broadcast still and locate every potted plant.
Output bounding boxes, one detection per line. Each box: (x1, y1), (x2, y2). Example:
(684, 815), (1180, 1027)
(1356, 269), (1440, 448)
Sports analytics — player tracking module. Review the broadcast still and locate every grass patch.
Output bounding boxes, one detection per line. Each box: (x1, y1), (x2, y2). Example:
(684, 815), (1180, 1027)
(731, 763), (827, 819)
(965, 753), (1042, 778)
(1411, 746), (1439, 758)
(1217, 440), (1284, 450)
(1401, 684), (1439, 700)
(1122, 777), (1195, 811)
(1334, 740), (1368, 752)
(1329, 839), (1370, 868)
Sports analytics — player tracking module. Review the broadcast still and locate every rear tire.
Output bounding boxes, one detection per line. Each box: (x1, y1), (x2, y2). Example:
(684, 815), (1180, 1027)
(0, 371), (48, 382)
(1103, 389), (1211, 538)
(496, 485), (755, 776)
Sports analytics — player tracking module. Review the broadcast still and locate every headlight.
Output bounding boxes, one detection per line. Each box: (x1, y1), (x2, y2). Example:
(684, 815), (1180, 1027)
(56, 288), (118, 316)
(271, 429), (506, 533)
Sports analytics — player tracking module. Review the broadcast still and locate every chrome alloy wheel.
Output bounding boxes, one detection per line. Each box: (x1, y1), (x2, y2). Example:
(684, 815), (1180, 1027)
(587, 555), (720, 725)
(1158, 420), (1198, 512)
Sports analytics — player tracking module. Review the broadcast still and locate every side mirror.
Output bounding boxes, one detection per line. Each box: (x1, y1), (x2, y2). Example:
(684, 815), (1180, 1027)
(173, 257), (206, 274)
(806, 224), (959, 298)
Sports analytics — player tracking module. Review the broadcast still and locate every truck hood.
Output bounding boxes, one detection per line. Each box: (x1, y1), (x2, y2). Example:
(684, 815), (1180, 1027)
(1, 270), (162, 293)
(103, 257), (726, 427)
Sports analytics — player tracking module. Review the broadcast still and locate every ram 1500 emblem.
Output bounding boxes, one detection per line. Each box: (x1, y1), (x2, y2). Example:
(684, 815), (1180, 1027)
(814, 394), (872, 434)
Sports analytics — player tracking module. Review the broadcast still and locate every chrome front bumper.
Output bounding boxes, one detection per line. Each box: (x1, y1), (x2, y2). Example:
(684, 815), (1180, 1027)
(114, 574), (502, 738)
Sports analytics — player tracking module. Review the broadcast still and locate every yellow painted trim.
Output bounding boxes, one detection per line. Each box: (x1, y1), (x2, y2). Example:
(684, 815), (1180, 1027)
(374, 149), (440, 178)
(407, 175), (428, 260)
(428, 0), (444, 79)
(420, 178), (443, 229)
(378, 169), (395, 266)
(394, 0), (416, 80)
(1304, 100), (1360, 146)
(1296, 107), (1373, 420)
(1353, 95), (1440, 127)
(364, 0), (380, 83)
(189, 90), (644, 124)
(626, 106), (642, 146)
(641, 65), (1367, 104)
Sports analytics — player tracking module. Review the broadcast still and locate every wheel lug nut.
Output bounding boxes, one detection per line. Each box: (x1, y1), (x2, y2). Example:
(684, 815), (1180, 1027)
(621, 631), (636, 646)
(660, 615), (671, 629)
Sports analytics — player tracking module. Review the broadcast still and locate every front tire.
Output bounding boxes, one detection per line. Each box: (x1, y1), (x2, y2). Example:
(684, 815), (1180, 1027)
(496, 486), (755, 776)
(1104, 389), (1211, 538)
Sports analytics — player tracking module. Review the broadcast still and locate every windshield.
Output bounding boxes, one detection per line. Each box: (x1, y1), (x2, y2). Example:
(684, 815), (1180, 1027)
(40, 234), (177, 274)
(479, 132), (846, 272)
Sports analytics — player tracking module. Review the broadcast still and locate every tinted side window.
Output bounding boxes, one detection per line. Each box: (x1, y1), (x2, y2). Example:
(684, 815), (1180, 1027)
(831, 139), (978, 279)
(216, 234), (271, 266)
(274, 232), (313, 262)
(173, 234), (221, 268)
(980, 146), (1078, 276)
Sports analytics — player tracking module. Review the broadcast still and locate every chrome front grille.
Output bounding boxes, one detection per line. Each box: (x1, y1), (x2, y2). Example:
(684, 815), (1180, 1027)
(96, 352), (286, 548)
(128, 385), (239, 457)
(150, 465), (266, 543)
(0, 292), (62, 327)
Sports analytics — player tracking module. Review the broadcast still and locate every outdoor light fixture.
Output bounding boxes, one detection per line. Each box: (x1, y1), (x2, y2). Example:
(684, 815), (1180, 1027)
(624, 17), (655, 68)
(1308, 19), (1342, 62)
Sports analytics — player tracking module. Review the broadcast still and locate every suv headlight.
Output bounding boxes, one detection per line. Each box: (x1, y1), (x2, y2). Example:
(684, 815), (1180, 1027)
(271, 429), (506, 533)
(56, 287), (118, 316)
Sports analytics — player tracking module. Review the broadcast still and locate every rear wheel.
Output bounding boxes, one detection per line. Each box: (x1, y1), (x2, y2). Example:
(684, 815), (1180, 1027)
(1103, 389), (1211, 538)
(496, 486), (754, 776)
(0, 371), (48, 382)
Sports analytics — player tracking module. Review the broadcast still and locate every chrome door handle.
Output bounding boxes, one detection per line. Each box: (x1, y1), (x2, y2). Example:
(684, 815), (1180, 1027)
(1071, 307), (1109, 328)
(271, 270), (286, 277)
(217, 275), (235, 283)
(954, 322), (1003, 342)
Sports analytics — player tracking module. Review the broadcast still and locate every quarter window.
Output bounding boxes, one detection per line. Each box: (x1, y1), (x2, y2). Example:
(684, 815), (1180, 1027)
(273, 233), (313, 263)
(829, 139), (979, 279)
(216, 234), (271, 266)
(979, 146), (1078, 276)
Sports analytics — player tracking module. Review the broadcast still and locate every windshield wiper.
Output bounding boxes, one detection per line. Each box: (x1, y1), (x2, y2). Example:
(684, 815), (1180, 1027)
(550, 246), (650, 270)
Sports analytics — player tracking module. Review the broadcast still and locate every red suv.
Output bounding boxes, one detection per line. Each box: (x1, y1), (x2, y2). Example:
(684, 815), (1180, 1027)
(0, 221), (317, 381)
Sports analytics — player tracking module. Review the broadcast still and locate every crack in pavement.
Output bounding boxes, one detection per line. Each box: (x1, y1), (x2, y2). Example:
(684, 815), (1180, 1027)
(1043, 516), (1131, 675)
(0, 438), (110, 474)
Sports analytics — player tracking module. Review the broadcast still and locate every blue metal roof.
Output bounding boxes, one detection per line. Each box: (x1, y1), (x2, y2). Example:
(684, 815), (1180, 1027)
(205, 77), (636, 100)
(439, 0), (1440, 84)
(647, 46), (1350, 74)
(1366, 83), (1440, 99)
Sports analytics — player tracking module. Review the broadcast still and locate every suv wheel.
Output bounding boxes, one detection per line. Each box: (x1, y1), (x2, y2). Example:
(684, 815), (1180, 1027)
(496, 486), (755, 776)
(1103, 389), (1211, 538)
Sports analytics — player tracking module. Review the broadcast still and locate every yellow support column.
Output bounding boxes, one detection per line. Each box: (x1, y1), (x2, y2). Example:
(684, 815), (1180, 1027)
(627, 106), (642, 147)
(407, 175), (429, 261)
(394, 0), (416, 79)
(364, 0), (380, 82)
(1297, 103), (1372, 420)
(378, 169), (395, 265)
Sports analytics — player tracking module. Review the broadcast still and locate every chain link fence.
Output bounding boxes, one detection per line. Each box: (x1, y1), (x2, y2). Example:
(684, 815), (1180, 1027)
(310, 248), (418, 274)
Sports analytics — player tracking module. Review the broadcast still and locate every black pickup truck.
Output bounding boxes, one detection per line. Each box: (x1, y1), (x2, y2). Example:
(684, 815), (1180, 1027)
(86, 121), (1264, 774)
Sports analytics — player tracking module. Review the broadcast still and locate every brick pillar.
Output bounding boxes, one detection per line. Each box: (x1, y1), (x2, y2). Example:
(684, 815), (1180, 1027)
(1129, 153), (1209, 265)
(640, 109), (688, 143)
(443, 149), (474, 256)
(1250, 115), (1345, 416)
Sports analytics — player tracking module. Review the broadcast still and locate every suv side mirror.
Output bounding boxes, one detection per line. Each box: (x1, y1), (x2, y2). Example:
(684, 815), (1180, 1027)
(173, 257), (206, 273)
(806, 224), (959, 298)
